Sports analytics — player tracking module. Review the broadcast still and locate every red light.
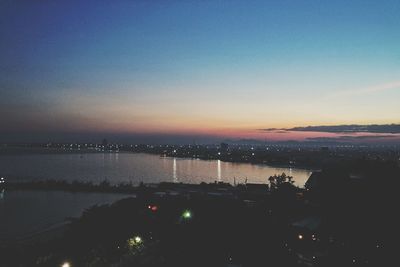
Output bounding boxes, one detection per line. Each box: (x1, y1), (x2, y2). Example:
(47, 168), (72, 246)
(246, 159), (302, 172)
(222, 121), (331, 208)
(148, 205), (158, 212)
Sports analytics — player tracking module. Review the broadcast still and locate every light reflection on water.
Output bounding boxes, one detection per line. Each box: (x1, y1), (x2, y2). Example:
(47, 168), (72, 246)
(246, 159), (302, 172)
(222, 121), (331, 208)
(0, 152), (312, 242)
(0, 152), (312, 186)
(173, 158), (178, 183)
(217, 160), (222, 182)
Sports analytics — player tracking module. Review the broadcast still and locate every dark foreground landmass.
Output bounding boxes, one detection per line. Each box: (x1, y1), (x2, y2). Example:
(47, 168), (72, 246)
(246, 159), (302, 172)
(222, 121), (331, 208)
(0, 159), (399, 267)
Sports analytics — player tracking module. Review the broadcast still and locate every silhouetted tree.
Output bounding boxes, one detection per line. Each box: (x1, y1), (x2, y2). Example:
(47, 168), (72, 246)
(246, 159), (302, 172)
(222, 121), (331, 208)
(268, 172), (294, 191)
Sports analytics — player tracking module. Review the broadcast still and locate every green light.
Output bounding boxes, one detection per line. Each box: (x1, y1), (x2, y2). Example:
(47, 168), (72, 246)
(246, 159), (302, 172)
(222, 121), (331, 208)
(182, 210), (192, 219)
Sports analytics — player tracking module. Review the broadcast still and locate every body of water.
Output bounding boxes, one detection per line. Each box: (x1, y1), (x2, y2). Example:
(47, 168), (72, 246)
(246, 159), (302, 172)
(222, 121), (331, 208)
(0, 151), (312, 186)
(0, 151), (312, 242)
(0, 190), (129, 244)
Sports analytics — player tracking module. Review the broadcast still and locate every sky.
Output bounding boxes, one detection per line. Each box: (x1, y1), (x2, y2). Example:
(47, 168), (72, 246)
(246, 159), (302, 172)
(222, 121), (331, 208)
(1, 0), (400, 144)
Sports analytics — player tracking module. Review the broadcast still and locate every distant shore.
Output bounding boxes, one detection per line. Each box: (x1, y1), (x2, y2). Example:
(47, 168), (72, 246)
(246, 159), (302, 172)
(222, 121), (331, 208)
(0, 145), (317, 171)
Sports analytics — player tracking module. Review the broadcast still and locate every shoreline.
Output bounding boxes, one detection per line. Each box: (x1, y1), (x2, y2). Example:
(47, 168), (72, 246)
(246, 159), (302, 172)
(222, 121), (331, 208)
(4, 179), (273, 193)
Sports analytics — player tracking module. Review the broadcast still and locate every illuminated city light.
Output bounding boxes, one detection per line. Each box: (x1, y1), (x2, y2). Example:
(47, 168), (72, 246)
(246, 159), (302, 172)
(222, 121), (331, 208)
(298, 234), (303, 240)
(182, 210), (192, 219)
(61, 262), (71, 267)
(148, 205), (158, 212)
(127, 235), (143, 248)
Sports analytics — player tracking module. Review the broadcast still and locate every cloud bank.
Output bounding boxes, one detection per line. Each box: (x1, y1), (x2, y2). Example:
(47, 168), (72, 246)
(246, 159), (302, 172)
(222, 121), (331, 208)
(260, 124), (400, 134)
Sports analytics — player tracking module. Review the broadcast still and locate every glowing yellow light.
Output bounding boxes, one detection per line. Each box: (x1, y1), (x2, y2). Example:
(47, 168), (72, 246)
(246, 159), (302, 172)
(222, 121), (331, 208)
(61, 262), (71, 267)
(298, 234), (303, 240)
(127, 235), (143, 248)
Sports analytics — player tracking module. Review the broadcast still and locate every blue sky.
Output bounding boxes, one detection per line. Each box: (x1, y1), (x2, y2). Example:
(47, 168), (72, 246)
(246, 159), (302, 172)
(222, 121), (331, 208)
(1, 0), (399, 143)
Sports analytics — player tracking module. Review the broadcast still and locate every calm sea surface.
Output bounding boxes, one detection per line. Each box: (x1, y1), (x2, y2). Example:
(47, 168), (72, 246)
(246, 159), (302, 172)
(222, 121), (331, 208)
(0, 151), (311, 242)
(0, 190), (129, 244)
(0, 152), (311, 186)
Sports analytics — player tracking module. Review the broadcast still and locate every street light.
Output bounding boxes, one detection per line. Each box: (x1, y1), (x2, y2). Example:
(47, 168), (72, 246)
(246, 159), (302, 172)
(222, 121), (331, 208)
(134, 236), (142, 244)
(128, 235), (143, 248)
(182, 210), (192, 219)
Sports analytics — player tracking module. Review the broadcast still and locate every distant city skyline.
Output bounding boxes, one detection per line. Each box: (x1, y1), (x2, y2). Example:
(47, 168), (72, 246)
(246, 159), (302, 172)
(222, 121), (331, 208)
(1, 1), (399, 143)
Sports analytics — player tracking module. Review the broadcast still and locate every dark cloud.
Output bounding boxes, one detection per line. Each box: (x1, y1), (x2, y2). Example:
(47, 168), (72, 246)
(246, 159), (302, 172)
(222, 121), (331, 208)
(260, 124), (400, 134)
(307, 135), (400, 142)
(257, 128), (286, 133)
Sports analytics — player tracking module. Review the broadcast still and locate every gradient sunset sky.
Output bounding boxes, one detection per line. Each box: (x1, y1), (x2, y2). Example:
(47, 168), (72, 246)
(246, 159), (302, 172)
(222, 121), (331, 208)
(1, 0), (399, 143)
